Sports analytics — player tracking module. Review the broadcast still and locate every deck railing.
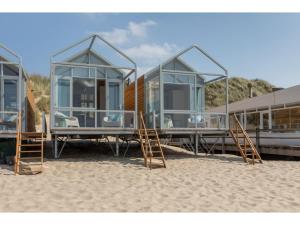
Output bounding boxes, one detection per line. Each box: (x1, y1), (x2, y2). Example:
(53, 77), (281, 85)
(0, 111), (18, 132)
(163, 111), (226, 129)
(147, 111), (226, 129)
(53, 108), (135, 129)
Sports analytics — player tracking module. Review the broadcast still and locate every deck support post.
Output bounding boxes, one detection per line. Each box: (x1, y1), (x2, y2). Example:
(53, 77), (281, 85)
(222, 132), (226, 154)
(54, 135), (58, 159)
(194, 133), (199, 155)
(115, 135), (119, 157)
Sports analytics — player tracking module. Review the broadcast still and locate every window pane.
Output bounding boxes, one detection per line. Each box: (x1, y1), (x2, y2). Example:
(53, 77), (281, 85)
(73, 111), (95, 128)
(57, 79), (70, 107)
(263, 113), (269, 129)
(291, 108), (300, 129)
(163, 74), (175, 83)
(272, 109), (290, 129)
(246, 112), (260, 130)
(73, 78), (95, 108)
(3, 64), (18, 76)
(107, 69), (122, 79)
(54, 111), (70, 128)
(175, 74), (190, 83)
(109, 82), (120, 110)
(97, 67), (106, 79)
(197, 75), (204, 85)
(73, 67), (89, 78)
(164, 83), (190, 110)
(4, 80), (17, 111)
(55, 66), (71, 77)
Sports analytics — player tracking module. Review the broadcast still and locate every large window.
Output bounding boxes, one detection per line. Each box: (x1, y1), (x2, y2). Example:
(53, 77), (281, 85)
(291, 108), (300, 129)
(4, 79), (18, 111)
(73, 78), (95, 108)
(272, 109), (290, 129)
(57, 79), (70, 107)
(164, 83), (190, 110)
(246, 112), (260, 130)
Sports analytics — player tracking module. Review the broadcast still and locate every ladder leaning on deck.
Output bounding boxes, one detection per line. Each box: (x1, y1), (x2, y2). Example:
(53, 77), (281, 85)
(229, 113), (263, 164)
(138, 112), (166, 169)
(14, 112), (45, 175)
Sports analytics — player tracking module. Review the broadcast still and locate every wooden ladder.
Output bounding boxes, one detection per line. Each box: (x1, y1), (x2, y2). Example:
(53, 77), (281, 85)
(14, 112), (45, 175)
(229, 114), (263, 164)
(138, 112), (166, 169)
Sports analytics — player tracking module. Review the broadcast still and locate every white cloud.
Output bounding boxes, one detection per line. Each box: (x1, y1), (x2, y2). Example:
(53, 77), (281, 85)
(128, 20), (156, 37)
(100, 28), (130, 45)
(98, 20), (156, 45)
(124, 43), (179, 66)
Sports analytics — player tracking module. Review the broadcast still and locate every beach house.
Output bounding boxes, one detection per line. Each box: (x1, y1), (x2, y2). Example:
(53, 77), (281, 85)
(50, 34), (137, 158)
(125, 45), (229, 153)
(0, 43), (36, 137)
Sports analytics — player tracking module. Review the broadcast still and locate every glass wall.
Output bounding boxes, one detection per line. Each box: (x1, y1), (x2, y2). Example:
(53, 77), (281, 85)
(164, 83), (190, 110)
(162, 72), (204, 128)
(57, 79), (70, 107)
(53, 63), (130, 129)
(0, 63), (20, 132)
(230, 106), (300, 131)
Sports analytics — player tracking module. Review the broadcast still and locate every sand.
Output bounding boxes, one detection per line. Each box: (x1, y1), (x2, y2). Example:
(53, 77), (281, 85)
(0, 149), (299, 212)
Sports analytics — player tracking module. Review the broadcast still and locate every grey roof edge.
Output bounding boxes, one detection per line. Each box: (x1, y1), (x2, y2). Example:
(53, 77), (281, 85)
(143, 44), (228, 79)
(51, 34), (136, 69)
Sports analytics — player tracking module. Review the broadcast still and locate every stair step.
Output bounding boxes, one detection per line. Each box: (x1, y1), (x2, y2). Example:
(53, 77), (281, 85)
(19, 143), (42, 147)
(20, 150), (42, 153)
(19, 162), (43, 166)
(17, 157), (42, 160)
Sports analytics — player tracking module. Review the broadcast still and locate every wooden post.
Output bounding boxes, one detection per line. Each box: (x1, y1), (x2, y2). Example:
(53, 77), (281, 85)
(256, 128), (260, 153)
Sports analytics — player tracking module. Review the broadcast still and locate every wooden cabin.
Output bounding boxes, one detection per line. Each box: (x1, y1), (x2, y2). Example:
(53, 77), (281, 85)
(125, 45), (229, 135)
(50, 34), (137, 158)
(0, 43), (36, 138)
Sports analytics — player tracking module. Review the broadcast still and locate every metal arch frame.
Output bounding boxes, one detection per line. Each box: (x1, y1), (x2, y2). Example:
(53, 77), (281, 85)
(0, 43), (22, 64)
(50, 34), (138, 131)
(165, 45), (229, 129)
(144, 44), (229, 131)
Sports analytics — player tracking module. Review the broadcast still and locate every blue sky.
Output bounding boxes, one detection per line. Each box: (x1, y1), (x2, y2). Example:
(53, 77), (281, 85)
(0, 13), (300, 87)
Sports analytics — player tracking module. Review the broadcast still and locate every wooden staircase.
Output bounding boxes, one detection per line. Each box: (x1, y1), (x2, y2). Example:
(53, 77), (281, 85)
(14, 112), (45, 175)
(229, 114), (263, 164)
(138, 112), (166, 169)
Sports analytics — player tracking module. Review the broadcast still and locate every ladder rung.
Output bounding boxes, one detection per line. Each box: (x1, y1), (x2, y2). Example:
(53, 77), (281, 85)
(20, 150), (42, 153)
(18, 157), (42, 160)
(19, 143), (41, 147)
(20, 162), (43, 166)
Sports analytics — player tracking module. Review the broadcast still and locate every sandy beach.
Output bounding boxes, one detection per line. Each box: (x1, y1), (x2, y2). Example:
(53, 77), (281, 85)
(0, 147), (299, 212)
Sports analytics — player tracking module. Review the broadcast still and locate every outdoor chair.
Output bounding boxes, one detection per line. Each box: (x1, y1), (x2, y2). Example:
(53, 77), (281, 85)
(54, 111), (79, 128)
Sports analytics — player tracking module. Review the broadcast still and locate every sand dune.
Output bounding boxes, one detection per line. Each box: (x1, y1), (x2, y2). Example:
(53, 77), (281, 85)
(0, 151), (299, 212)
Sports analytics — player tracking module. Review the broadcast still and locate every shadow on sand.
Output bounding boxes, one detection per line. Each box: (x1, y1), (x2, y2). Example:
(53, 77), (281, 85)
(42, 140), (246, 168)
